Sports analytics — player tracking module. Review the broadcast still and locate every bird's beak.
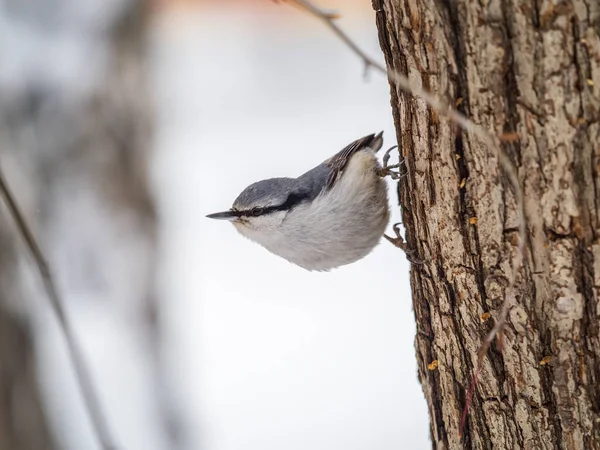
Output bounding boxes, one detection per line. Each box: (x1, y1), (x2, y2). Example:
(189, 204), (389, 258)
(206, 210), (238, 221)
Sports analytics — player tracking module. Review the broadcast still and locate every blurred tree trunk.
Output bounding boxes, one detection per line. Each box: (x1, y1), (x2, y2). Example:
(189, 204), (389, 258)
(0, 1), (178, 449)
(0, 234), (56, 450)
(375, 0), (599, 448)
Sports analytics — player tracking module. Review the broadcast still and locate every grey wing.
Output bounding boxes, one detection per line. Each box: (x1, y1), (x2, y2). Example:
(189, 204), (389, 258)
(293, 163), (331, 201)
(324, 132), (384, 190)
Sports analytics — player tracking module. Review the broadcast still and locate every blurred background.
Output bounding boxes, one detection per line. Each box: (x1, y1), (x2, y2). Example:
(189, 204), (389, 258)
(0, 0), (429, 449)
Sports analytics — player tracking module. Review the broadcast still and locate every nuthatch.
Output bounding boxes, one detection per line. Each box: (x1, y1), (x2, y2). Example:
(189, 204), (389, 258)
(207, 132), (402, 271)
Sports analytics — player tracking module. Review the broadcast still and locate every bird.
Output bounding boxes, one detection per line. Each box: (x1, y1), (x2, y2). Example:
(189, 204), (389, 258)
(206, 132), (402, 271)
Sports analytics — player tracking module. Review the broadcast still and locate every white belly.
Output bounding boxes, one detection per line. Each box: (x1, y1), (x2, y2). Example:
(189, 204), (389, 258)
(270, 152), (390, 271)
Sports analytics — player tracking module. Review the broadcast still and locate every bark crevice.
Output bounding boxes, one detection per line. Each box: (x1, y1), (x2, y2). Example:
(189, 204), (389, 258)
(376, 0), (600, 448)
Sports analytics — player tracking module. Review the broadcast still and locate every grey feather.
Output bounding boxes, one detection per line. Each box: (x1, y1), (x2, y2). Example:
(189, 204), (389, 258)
(233, 177), (297, 211)
(324, 131), (384, 190)
(209, 131), (390, 271)
(232, 132), (384, 214)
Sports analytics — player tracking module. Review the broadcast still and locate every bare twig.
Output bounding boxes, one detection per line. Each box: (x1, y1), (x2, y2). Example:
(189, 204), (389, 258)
(282, 0), (526, 437)
(0, 165), (117, 450)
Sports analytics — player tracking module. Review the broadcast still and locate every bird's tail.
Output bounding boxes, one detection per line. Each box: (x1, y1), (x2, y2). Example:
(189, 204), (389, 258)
(372, 131), (384, 153)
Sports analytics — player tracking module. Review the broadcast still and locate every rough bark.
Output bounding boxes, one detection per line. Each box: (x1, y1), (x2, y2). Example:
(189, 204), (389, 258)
(375, 0), (600, 448)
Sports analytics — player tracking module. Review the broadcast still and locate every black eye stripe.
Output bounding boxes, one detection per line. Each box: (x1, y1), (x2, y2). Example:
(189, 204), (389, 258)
(239, 205), (276, 217)
(237, 192), (308, 217)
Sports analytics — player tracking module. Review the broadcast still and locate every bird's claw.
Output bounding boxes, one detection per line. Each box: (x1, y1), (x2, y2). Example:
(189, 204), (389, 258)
(382, 145), (398, 168)
(378, 145), (408, 180)
(384, 222), (423, 264)
(377, 167), (403, 180)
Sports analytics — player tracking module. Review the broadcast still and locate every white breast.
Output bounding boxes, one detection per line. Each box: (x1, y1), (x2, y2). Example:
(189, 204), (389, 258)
(235, 151), (390, 271)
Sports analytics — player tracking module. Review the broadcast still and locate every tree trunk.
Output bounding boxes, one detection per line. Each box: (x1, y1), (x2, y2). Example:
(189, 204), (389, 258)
(374, 0), (600, 448)
(0, 226), (56, 450)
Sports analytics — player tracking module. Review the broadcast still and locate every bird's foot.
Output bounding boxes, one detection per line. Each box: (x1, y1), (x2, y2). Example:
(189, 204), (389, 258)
(377, 165), (403, 180)
(384, 222), (422, 264)
(377, 145), (407, 180)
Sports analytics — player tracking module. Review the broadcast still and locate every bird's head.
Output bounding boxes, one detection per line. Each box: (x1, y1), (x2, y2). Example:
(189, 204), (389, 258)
(206, 178), (306, 234)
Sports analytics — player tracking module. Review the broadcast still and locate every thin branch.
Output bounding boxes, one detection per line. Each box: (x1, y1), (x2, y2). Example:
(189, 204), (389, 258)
(283, 0), (526, 437)
(0, 165), (118, 450)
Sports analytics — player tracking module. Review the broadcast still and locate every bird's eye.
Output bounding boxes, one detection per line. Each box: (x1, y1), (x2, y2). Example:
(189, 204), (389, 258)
(251, 207), (263, 217)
